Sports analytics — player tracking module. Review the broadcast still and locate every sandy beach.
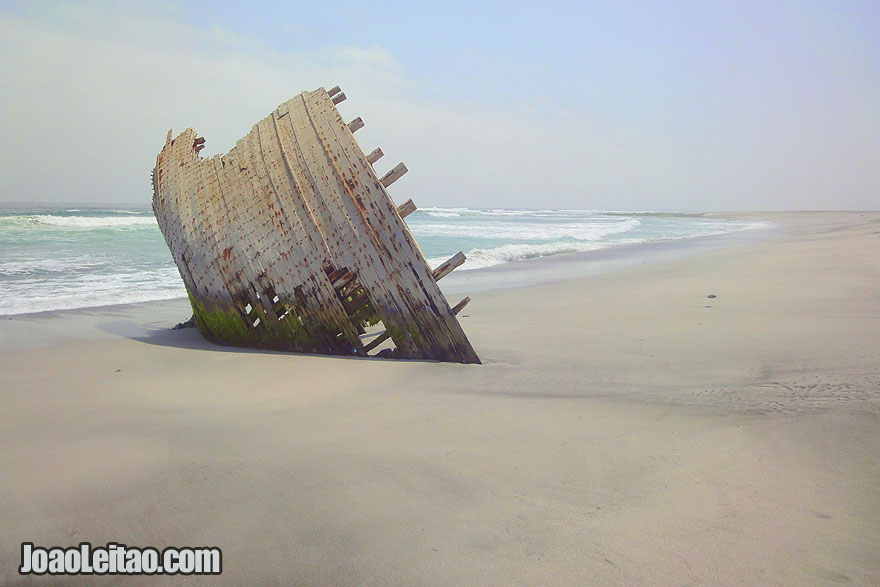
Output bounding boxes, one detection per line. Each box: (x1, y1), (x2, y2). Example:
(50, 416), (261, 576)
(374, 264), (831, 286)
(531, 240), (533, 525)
(1, 211), (878, 585)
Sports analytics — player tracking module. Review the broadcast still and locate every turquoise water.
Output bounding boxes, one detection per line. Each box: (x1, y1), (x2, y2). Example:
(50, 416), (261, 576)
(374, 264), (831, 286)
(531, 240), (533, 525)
(0, 204), (766, 315)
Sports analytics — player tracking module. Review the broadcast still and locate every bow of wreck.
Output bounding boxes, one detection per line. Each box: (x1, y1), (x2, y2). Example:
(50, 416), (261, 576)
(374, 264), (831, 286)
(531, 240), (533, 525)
(151, 86), (479, 363)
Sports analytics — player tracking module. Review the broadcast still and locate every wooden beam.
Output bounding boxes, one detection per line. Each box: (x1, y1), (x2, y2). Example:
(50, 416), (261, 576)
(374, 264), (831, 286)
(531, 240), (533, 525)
(367, 296), (470, 353)
(333, 272), (357, 293)
(347, 117), (364, 133)
(432, 251), (466, 281)
(363, 330), (391, 352)
(380, 162), (408, 188)
(327, 85), (341, 98)
(366, 147), (384, 165)
(396, 199), (417, 219)
(344, 291), (370, 315)
(328, 268), (350, 286)
(326, 268), (346, 283)
(451, 296), (470, 315)
(331, 92), (347, 105)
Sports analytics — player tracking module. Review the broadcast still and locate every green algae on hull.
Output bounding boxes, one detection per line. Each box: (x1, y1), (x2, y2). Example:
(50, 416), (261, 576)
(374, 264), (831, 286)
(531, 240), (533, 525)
(187, 291), (354, 354)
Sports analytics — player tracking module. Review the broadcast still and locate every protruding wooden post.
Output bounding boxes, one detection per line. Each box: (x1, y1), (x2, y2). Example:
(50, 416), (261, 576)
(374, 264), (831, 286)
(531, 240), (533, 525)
(327, 85), (342, 98)
(451, 296), (470, 315)
(366, 147), (384, 165)
(348, 117), (364, 133)
(396, 199), (417, 219)
(432, 251), (466, 281)
(331, 92), (347, 105)
(380, 163), (408, 188)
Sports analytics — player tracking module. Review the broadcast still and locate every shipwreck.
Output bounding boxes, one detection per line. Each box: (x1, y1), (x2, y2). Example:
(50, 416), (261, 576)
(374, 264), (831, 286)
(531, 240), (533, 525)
(151, 86), (479, 363)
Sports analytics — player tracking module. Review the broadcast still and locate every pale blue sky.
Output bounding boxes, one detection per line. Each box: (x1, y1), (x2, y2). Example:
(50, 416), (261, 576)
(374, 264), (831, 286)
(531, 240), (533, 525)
(1, 0), (878, 210)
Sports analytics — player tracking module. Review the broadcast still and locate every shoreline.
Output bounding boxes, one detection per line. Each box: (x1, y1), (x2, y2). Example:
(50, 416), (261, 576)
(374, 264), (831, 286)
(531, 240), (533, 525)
(0, 214), (776, 352)
(442, 215), (775, 294)
(0, 209), (768, 320)
(2, 210), (878, 584)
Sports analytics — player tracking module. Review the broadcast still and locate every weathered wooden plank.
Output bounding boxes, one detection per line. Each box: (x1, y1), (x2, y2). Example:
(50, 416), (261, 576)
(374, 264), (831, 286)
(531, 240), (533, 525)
(347, 117), (364, 133)
(281, 98), (415, 339)
(305, 89), (478, 361)
(154, 131), (203, 298)
(365, 147), (384, 165)
(380, 162), (408, 188)
(363, 329), (391, 352)
(432, 251), (466, 281)
(331, 92), (346, 105)
(396, 198), (417, 219)
(289, 93), (427, 358)
(332, 271), (357, 292)
(303, 90), (479, 363)
(327, 85), (341, 98)
(451, 296), (470, 315)
(272, 103), (379, 353)
(255, 113), (367, 353)
(301, 92), (456, 358)
(365, 296), (471, 353)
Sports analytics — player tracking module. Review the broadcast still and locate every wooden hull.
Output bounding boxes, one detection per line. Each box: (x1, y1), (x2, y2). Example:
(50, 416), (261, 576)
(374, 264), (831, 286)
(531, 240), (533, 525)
(151, 87), (479, 363)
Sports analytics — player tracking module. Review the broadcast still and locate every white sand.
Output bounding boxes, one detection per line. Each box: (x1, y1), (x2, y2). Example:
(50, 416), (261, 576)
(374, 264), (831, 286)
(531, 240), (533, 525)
(1, 211), (878, 585)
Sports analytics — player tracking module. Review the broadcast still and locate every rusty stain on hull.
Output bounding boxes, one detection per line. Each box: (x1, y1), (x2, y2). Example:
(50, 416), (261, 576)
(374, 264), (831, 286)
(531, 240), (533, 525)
(151, 87), (479, 363)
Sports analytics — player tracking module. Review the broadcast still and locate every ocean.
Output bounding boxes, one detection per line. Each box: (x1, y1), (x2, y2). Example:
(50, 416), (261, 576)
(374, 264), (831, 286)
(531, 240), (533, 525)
(0, 204), (766, 316)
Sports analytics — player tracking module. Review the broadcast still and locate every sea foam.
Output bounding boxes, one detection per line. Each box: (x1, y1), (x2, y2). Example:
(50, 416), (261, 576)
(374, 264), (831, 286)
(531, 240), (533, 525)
(0, 206), (766, 315)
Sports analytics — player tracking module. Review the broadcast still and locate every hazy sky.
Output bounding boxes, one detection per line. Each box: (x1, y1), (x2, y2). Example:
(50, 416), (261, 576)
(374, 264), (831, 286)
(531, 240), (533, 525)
(1, 0), (878, 210)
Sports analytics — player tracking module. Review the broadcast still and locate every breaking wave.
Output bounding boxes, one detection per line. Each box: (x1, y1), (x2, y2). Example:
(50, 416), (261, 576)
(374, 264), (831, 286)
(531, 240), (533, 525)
(414, 217), (641, 241)
(1, 215), (157, 228)
(428, 240), (616, 270)
(0, 205), (768, 315)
